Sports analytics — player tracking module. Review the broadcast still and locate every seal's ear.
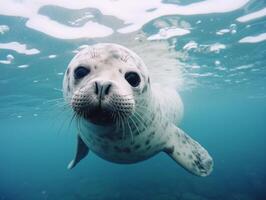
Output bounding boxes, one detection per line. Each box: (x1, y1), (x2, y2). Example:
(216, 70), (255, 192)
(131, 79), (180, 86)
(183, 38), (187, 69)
(163, 125), (213, 177)
(67, 134), (89, 169)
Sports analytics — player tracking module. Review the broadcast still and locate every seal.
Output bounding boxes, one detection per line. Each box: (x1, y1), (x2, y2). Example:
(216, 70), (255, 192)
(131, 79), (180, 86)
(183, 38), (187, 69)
(63, 43), (213, 176)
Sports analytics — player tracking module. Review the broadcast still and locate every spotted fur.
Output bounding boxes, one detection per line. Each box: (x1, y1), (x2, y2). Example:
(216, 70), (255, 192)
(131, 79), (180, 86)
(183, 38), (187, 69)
(63, 43), (213, 176)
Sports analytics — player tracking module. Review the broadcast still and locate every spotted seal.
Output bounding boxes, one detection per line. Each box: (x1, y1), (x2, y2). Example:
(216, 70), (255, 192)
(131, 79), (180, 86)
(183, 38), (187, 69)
(63, 43), (213, 176)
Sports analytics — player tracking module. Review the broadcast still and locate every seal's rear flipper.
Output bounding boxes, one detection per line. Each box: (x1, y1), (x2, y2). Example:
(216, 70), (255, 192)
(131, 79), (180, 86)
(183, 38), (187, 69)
(67, 134), (89, 169)
(164, 126), (213, 177)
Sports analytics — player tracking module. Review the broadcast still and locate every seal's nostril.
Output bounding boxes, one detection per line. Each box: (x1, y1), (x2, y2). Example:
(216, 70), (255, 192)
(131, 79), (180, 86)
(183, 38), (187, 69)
(104, 84), (112, 95)
(95, 81), (99, 95)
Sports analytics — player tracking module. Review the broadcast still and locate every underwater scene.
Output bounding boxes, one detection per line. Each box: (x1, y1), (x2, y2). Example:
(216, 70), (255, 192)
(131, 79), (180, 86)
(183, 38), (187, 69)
(0, 0), (266, 200)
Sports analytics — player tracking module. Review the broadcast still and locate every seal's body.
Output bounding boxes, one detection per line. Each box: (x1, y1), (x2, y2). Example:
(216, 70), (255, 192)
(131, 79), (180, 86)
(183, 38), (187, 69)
(63, 43), (213, 176)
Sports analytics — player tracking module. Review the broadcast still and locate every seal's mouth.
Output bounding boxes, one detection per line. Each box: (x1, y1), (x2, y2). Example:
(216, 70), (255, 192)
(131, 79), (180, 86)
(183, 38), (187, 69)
(71, 94), (135, 125)
(79, 106), (115, 125)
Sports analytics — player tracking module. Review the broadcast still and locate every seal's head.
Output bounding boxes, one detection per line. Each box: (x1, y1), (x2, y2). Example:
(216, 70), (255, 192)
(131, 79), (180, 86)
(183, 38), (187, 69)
(63, 43), (150, 125)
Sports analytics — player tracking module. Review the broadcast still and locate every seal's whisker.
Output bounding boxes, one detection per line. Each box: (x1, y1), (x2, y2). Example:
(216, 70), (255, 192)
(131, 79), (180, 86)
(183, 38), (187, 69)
(134, 108), (154, 126)
(110, 111), (115, 122)
(135, 106), (154, 116)
(44, 98), (66, 103)
(115, 113), (121, 133)
(135, 110), (153, 124)
(130, 112), (143, 130)
(120, 54), (130, 63)
(44, 99), (70, 109)
(129, 115), (140, 137)
(76, 117), (80, 134)
(126, 116), (134, 143)
(134, 105), (150, 114)
(49, 107), (71, 131)
(68, 112), (77, 130)
(50, 101), (74, 133)
(56, 113), (73, 135)
(76, 114), (82, 134)
(117, 113), (123, 139)
(90, 48), (100, 59)
(132, 111), (149, 130)
(119, 113), (126, 140)
(53, 103), (70, 111)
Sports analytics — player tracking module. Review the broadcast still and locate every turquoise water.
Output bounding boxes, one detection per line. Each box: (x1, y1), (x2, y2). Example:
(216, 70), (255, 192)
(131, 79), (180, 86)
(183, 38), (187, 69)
(1, 0), (266, 199)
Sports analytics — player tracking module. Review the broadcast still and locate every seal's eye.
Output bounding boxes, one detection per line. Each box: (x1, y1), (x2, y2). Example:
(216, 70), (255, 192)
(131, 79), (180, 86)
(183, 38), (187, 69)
(125, 72), (141, 87)
(74, 66), (90, 79)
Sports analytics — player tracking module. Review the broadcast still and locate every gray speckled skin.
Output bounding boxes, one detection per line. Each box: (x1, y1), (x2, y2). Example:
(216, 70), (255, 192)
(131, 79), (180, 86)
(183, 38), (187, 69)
(63, 43), (213, 176)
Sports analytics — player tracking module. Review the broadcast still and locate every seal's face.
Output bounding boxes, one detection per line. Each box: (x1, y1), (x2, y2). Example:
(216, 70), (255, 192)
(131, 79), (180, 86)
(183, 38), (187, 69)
(63, 43), (149, 125)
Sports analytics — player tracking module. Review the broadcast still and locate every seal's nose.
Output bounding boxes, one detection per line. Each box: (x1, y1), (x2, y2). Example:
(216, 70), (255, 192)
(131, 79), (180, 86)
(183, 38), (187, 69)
(94, 81), (112, 99)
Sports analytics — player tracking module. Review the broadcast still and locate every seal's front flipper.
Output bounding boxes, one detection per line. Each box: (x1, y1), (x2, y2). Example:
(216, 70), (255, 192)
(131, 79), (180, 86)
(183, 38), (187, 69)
(67, 134), (89, 169)
(164, 126), (213, 177)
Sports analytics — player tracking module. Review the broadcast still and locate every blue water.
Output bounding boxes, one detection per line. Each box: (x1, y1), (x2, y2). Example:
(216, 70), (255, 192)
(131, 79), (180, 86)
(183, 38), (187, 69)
(1, 1), (266, 200)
